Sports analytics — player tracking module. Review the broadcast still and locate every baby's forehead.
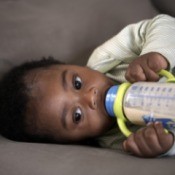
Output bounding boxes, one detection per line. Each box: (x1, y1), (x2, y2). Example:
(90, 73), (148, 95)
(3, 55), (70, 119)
(23, 67), (52, 96)
(24, 65), (59, 83)
(24, 65), (63, 95)
(24, 68), (43, 87)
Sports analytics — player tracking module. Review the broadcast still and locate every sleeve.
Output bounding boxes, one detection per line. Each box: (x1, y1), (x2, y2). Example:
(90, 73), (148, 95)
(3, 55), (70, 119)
(87, 14), (175, 73)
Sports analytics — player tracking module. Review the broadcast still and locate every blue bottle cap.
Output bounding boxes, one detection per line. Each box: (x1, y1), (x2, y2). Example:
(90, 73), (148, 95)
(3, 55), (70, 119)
(105, 85), (119, 117)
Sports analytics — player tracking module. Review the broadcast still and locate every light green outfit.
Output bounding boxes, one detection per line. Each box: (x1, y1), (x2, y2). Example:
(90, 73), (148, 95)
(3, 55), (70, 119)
(87, 14), (175, 156)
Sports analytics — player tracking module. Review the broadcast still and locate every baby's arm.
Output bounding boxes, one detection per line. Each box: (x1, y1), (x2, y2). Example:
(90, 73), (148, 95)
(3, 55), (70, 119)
(87, 15), (175, 74)
(122, 122), (174, 158)
(125, 52), (168, 83)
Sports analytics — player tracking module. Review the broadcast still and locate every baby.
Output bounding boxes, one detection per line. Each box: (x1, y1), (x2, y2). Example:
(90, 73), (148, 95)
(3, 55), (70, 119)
(0, 14), (175, 158)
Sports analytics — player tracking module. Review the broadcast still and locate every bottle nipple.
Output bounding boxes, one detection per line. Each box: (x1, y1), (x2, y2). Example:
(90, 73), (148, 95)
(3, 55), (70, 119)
(105, 85), (119, 117)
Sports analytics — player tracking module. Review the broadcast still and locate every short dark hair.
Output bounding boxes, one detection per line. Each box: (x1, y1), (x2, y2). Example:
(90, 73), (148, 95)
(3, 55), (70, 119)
(0, 57), (63, 142)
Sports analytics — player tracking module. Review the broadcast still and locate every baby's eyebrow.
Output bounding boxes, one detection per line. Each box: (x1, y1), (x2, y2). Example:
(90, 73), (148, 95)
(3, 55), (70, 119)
(62, 70), (68, 91)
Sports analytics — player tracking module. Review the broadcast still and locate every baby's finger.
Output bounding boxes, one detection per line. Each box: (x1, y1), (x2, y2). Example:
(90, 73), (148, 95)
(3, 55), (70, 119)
(154, 122), (174, 151)
(123, 134), (143, 157)
(133, 128), (154, 156)
(142, 66), (159, 82)
(142, 123), (163, 154)
(147, 53), (168, 72)
(125, 65), (146, 83)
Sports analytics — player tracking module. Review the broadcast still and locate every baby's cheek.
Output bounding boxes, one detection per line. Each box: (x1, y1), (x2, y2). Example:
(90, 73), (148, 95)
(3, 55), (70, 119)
(85, 113), (100, 133)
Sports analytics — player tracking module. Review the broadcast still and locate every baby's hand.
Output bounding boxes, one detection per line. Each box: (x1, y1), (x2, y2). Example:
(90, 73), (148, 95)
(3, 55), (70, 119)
(125, 52), (169, 83)
(122, 122), (174, 158)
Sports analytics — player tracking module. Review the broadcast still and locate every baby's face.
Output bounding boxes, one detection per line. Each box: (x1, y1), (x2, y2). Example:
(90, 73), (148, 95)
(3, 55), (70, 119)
(25, 64), (115, 142)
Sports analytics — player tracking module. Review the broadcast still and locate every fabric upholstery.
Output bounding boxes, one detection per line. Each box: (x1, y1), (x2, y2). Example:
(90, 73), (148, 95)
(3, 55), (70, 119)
(0, 0), (174, 175)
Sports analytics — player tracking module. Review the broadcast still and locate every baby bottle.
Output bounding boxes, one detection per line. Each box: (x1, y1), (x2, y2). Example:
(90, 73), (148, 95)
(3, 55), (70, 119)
(105, 70), (175, 137)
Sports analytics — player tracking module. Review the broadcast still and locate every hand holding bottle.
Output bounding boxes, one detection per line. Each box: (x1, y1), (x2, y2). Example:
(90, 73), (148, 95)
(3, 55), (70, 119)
(122, 122), (174, 158)
(125, 52), (169, 83)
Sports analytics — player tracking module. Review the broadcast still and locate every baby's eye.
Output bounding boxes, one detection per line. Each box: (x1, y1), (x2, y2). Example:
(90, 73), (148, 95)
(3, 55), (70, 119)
(73, 107), (82, 124)
(73, 75), (82, 90)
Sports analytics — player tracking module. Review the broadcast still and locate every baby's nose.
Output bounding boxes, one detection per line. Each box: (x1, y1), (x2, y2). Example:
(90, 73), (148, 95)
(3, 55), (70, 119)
(84, 87), (98, 109)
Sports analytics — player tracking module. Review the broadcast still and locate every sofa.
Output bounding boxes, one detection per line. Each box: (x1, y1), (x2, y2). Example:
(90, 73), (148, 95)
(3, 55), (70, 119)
(0, 0), (175, 175)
